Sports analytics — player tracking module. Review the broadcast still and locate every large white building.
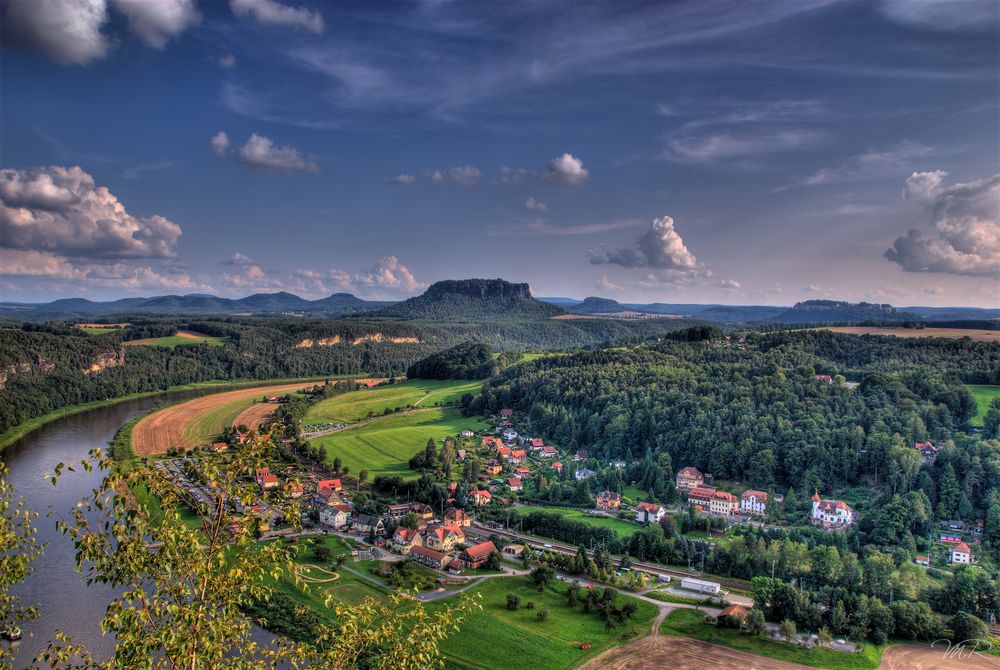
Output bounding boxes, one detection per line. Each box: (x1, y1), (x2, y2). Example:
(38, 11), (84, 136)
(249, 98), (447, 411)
(810, 491), (854, 529)
(740, 490), (768, 515)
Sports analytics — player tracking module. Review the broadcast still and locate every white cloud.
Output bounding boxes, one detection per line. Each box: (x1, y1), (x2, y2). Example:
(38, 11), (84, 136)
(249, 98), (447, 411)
(886, 173), (1000, 276)
(0, 165), (182, 259)
(879, 0), (998, 34)
(903, 170), (948, 202)
(596, 274), (622, 292)
(778, 141), (933, 191)
(223, 252), (255, 266)
(424, 170), (445, 184)
(230, 0), (324, 34)
(449, 165), (481, 186)
(0, 248), (81, 278)
(589, 215), (698, 271)
(237, 133), (319, 172)
(719, 279), (742, 292)
(353, 256), (425, 293)
(1, 0), (110, 65)
(491, 218), (642, 237)
(523, 197), (549, 213)
(545, 153), (589, 185)
(210, 131), (231, 158)
(113, 0), (199, 49)
(390, 174), (416, 186)
(663, 130), (820, 164)
(0, 248), (208, 291)
(218, 54), (237, 68)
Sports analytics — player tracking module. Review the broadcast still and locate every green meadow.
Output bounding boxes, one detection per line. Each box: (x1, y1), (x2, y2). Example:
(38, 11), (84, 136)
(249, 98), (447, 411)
(310, 407), (486, 479)
(305, 378), (484, 424)
(126, 334), (229, 348)
(514, 505), (640, 540)
(968, 384), (1000, 427)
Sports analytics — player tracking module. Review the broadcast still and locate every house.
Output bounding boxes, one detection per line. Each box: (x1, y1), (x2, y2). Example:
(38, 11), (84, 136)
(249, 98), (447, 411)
(950, 542), (973, 565)
(810, 491), (854, 529)
(552, 461), (564, 473)
(539, 446), (558, 459)
(498, 421), (513, 429)
(469, 488), (492, 506)
(740, 490), (768, 515)
(496, 446), (512, 459)
(255, 468), (273, 487)
(392, 527), (423, 554)
(409, 502), (434, 519)
(814, 374), (833, 384)
(529, 438), (544, 449)
(718, 605), (749, 625)
(507, 477), (523, 492)
(708, 491), (739, 516)
(259, 473), (279, 492)
(314, 486), (341, 506)
(456, 449), (467, 462)
(387, 503), (411, 519)
(595, 490), (622, 511)
(574, 450), (589, 462)
(514, 466), (531, 477)
(461, 430), (475, 438)
(423, 525), (464, 551)
(915, 441), (939, 465)
(503, 544), (525, 558)
(501, 429), (518, 443)
(353, 514), (386, 536)
(575, 468), (596, 480)
(211, 441), (228, 453)
(484, 460), (502, 476)
(676, 467), (704, 492)
(444, 508), (472, 527)
(461, 541), (498, 569)
(410, 545), (451, 571)
(318, 504), (351, 529)
(509, 449), (527, 464)
(283, 481), (303, 498)
(447, 559), (466, 575)
(316, 478), (342, 493)
(500, 408), (513, 419)
(687, 487), (715, 509)
(482, 436), (504, 449)
(914, 555), (930, 567)
(636, 502), (665, 524)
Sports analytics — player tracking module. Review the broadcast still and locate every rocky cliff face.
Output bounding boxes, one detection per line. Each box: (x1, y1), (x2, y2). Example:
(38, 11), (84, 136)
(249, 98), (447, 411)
(82, 346), (126, 375)
(294, 334), (422, 348)
(423, 279), (533, 303)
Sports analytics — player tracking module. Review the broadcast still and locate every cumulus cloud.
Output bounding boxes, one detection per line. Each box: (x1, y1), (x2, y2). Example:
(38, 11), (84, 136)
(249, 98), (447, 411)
(596, 274), (622, 292)
(390, 173), (415, 186)
(0, 165), (182, 259)
(223, 252), (255, 266)
(210, 131), (231, 158)
(237, 133), (319, 172)
(424, 170), (445, 184)
(113, 0), (199, 49)
(523, 197), (549, 213)
(353, 256), (425, 293)
(589, 215), (698, 271)
(1, 0), (110, 65)
(449, 165), (481, 186)
(886, 173), (1000, 276)
(719, 279), (742, 292)
(230, 0), (324, 34)
(545, 153), (589, 185)
(0, 249), (208, 291)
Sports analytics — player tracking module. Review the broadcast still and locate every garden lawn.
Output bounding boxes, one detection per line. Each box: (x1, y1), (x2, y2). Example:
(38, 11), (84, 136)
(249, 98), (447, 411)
(968, 385), (1000, 428)
(660, 608), (882, 670)
(431, 576), (657, 670)
(305, 379), (484, 424)
(515, 505), (640, 539)
(310, 408), (486, 479)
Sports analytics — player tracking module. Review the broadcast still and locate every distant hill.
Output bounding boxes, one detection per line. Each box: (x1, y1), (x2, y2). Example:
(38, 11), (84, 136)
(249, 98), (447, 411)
(406, 341), (496, 379)
(769, 300), (919, 324)
(0, 291), (389, 321)
(365, 279), (564, 321)
(568, 297), (627, 314)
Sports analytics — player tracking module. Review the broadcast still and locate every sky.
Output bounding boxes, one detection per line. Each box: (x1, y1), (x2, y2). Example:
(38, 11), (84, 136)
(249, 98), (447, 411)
(1, 0), (998, 307)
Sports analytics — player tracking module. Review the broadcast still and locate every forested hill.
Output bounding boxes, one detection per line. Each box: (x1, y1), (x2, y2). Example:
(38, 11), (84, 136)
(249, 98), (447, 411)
(406, 341), (498, 379)
(472, 328), (999, 515)
(362, 279), (565, 321)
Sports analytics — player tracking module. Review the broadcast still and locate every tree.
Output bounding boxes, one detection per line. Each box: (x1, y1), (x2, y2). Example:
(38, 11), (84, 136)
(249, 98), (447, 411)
(779, 619), (797, 645)
(817, 626), (832, 648)
(357, 470), (369, 491)
(1, 463), (43, 669)
(485, 551), (501, 571)
(506, 593), (521, 611)
(35, 434), (477, 670)
(743, 608), (766, 636)
(936, 464), (961, 520)
(531, 565), (555, 591)
(983, 397), (1000, 438)
(536, 609), (549, 621)
(399, 513), (420, 530)
(573, 545), (588, 575)
(314, 544), (332, 563)
(949, 612), (989, 642)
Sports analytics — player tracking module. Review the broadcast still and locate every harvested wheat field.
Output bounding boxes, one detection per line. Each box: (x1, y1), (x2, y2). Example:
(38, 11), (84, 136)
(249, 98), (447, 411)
(579, 637), (813, 670)
(821, 326), (1000, 343)
(879, 643), (1000, 669)
(132, 382), (318, 456)
(231, 402), (280, 431)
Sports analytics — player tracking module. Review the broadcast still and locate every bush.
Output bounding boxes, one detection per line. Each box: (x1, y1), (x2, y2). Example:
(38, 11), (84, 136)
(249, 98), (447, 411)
(506, 593), (521, 611)
(949, 612), (989, 642)
(537, 609), (549, 621)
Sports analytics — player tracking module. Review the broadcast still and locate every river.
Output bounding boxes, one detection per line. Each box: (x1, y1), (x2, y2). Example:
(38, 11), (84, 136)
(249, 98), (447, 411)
(1, 390), (277, 668)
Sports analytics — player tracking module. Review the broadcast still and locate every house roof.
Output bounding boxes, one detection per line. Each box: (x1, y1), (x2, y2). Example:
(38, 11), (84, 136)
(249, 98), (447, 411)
(678, 467), (702, 478)
(637, 502), (662, 513)
(443, 524), (465, 538)
(953, 542), (971, 554)
(713, 491), (738, 503)
(598, 491), (621, 501)
(394, 527), (420, 542)
(507, 477), (522, 487)
(411, 545), (448, 561)
(741, 490), (768, 501)
(444, 508), (468, 521)
(719, 605), (749, 619)
(261, 474), (278, 484)
(915, 441), (938, 452)
(317, 478), (341, 490)
(511, 449), (526, 458)
(530, 438), (544, 447)
(463, 541), (498, 561)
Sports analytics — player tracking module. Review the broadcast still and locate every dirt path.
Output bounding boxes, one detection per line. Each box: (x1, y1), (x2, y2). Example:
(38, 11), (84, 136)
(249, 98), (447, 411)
(298, 564), (341, 584)
(579, 636), (815, 670)
(879, 642), (1000, 669)
(132, 382), (320, 456)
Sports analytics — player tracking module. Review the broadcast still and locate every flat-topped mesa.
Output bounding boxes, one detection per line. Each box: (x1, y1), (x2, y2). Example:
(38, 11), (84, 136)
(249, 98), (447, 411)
(368, 278), (564, 321)
(423, 279), (533, 302)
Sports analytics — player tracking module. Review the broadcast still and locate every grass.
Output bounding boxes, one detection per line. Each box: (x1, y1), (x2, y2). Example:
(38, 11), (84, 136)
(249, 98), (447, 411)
(181, 394), (284, 445)
(514, 505), (640, 539)
(77, 326), (120, 335)
(644, 590), (718, 607)
(431, 576), (657, 670)
(968, 384), (1000, 428)
(125, 334), (229, 348)
(310, 408), (486, 479)
(305, 378), (484, 424)
(660, 608), (883, 670)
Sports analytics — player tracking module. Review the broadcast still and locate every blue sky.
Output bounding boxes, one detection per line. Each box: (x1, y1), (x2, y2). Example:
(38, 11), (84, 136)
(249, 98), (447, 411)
(1, 0), (998, 306)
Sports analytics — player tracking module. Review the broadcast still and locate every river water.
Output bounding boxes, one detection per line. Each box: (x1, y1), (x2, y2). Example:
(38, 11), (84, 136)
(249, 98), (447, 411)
(0, 390), (276, 668)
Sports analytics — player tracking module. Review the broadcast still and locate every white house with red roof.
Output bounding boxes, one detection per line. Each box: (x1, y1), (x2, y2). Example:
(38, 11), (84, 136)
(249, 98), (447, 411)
(507, 477), (523, 492)
(676, 467), (704, 492)
(914, 441), (939, 465)
(469, 488), (492, 506)
(740, 490), (768, 515)
(636, 501), (665, 524)
(811, 490), (854, 529)
(950, 542), (973, 565)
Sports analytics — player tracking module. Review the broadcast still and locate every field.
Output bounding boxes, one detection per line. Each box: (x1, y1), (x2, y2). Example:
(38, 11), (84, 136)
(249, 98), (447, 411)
(310, 408), (486, 479)
(968, 385), (1000, 428)
(818, 326), (1000, 343)
(77, 326), (120, 335)
(124, 330), (229, 347)
(514, 505), (640, 539)
(659, 608), (882, 670)
(131, 381), (326, 455)
(431, 576), (657, 670)
(305, 378), (484, 424)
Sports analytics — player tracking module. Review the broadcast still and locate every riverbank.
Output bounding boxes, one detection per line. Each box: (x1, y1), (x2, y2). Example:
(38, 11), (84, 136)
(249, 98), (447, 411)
(0, 376), (340, 453)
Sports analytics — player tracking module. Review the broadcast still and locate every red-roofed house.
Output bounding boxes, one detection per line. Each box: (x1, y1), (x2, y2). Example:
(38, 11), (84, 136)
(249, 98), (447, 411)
(539, 446), (558, 459)
(708, 491), (739, 516)
(424, 524), (464, 551)
(552, 461), (564, 473)
(740, 490), (768, 515)
(507, 477), (523, 492)
(815, 374), (833, 384)
(496, 446), (512, 459)
(676, 467), (704, 492)
(211, 441), (228, 453)
(461, 540), (498, 569)
(255, 468), (271, 486)
(316, 479), (342, 492)
(514, 466), (531, 477)
(718, 605), (749, 625)
(596, 490), (621, 511)
(529, 438), (544, 448)
(469, 488), (492, 506)
(915, 441), (939, 465)
(482, 436), (504, 449)
(410, 545), (451, 571)
(392, 527), (423, 555)
(950, 542), (973, 565)
(283, 481), (303, 498)
(811, 490), (854, 529)
(509, 449), (527, 464)
(636, 502), (665, 524)
(500, 408), (513, 419)
(444, 508), (471, 527)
